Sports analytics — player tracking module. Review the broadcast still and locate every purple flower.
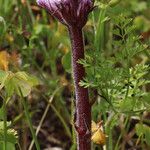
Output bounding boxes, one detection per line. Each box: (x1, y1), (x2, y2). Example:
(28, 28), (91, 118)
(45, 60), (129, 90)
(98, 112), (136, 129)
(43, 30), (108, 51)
(37, 0), (93, 28)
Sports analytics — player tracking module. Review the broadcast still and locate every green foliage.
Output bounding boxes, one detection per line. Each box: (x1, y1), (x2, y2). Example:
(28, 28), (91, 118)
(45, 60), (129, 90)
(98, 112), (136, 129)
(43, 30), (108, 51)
(0, 70), (39, 149)
(0, 121), (18, 150)
(0, 121), (18, 144)
(79, 14), (149, 114)
(0, 70), (39, 97)
(108, 0), (122, 7)
(83, 3), (150, 148)
(136, 123), (150, 146)
(0, 16), (6, 36)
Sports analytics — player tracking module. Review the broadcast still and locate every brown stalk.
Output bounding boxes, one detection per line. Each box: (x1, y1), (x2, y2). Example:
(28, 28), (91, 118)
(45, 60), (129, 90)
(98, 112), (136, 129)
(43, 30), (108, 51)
(68, 26), (91, 150)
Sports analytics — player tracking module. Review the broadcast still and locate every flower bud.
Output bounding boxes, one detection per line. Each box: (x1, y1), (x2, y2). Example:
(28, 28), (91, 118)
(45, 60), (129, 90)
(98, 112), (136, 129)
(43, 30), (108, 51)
(37, 0), (94, 28)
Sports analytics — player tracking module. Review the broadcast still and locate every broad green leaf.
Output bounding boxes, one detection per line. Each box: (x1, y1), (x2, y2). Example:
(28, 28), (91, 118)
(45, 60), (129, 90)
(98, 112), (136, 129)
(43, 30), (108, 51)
(14, 72), (39, 97)
(0, 70), (9, 90)
(0, 71), (39, 97)
(15, 72), (39, 87)
(13, 77), (31, 97)
(4, 75), (15, 98)
(135, 124), (144, 137)
(108, 0), (122, 7)
(0, 70), (8, 83)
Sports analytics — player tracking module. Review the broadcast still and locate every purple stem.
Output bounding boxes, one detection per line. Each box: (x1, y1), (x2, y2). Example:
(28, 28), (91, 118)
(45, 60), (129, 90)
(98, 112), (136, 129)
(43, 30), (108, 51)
(68, 26), (91, 150)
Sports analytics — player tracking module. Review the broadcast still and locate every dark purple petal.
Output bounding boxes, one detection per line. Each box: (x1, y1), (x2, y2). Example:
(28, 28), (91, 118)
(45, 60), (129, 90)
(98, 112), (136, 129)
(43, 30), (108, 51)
(37, 0), (94, 28)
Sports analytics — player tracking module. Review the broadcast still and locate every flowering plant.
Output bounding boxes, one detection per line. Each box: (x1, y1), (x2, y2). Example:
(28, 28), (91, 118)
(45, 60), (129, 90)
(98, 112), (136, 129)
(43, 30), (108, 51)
(37, 0), (93, 28)
(37, 0), (94, 150)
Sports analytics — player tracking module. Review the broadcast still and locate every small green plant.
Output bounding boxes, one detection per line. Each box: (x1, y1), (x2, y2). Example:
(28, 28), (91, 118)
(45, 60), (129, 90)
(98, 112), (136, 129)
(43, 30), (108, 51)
(79, 12), (150, 149)
(0, 70), (39, 149)
(79, 14), (149, 112)
(0, 121), (18, 150)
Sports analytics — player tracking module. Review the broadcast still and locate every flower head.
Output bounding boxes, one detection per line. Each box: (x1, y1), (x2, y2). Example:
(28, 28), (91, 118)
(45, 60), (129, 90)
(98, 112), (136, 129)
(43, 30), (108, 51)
(37, 0), (94, 28)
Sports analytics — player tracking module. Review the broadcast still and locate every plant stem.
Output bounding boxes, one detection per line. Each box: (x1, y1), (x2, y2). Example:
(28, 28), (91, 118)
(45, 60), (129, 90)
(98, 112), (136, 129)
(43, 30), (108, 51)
(26, 0), (35, 24)
(21, 96), (40, 150)
(68, 26), (91, 150)
(95, 9), (106, 52)
(3, 97), (7, 150)
(28, 88), (60, 150)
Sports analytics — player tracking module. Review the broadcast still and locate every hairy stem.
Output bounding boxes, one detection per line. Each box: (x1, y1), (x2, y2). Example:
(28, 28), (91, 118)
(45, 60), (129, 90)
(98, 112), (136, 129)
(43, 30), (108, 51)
(68, 26), (91, 150)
